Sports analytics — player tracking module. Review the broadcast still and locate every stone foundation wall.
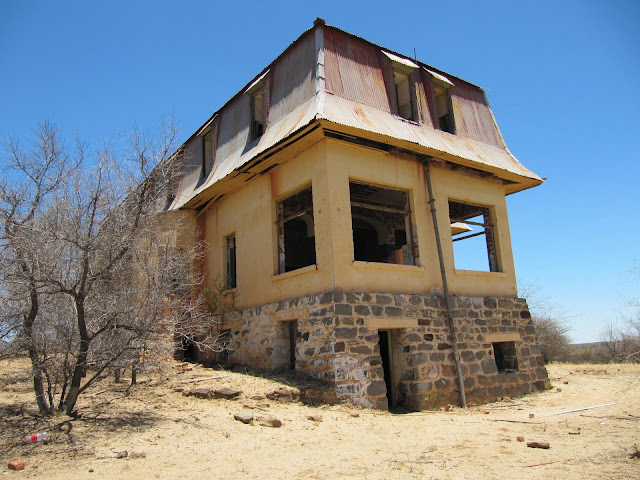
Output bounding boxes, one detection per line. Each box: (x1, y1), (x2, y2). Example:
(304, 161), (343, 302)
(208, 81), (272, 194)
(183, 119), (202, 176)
(219, 291), (550, 410)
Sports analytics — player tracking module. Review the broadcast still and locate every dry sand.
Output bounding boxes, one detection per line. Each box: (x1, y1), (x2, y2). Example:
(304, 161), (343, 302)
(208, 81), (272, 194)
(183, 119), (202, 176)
(1, 358), (638, 479)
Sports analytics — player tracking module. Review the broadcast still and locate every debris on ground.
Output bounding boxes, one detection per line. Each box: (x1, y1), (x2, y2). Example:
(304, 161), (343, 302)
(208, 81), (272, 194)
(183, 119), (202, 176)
(527, 441), (550, 449)
(629, 444), (640, 459)
(234, 410), (254, 424)
(8, 460), (25, 471)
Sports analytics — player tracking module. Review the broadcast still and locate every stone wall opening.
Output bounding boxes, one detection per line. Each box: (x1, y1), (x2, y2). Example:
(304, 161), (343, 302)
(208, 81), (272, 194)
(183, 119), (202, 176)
(492, 341), (518, 372)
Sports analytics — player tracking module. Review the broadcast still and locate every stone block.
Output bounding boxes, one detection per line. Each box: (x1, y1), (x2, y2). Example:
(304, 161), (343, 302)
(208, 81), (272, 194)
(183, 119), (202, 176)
(334, 342), (345, 353)
(409, 295), (422, 306)
(520, 310), (531, 319)
(498, 299), (513, 309)
(423, 333), (434, 341)
(367, 381), (387, 396)
(484, 297), (497, 309)
(384, 306), (402, 316)
(376, 294), (393, 305)
(405, 333), (422, 343)
(354, 305), (370, 316)
(340, 317), (355, 326)
(234, 410), (254, 424)
(8, 460), (25, 471)
(334, 304), (352, 315)
(333, 327), (357, 339)
(437, 343), (452, 351)
(214, 387), (242, 400)
(411, 353), (428, 365)
(350, 345), (372, 355)
(418, 318), (431, 326)
(346, 293), (359, 304)
(371, 305), (383, 316)
(481, 359), (498, 374)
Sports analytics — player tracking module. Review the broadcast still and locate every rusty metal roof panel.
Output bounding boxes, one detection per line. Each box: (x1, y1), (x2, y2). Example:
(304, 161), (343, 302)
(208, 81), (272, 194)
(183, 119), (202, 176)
(320, 94), (541, 181)
(172, 95), (319, 209)
(324, 28), (392, 113)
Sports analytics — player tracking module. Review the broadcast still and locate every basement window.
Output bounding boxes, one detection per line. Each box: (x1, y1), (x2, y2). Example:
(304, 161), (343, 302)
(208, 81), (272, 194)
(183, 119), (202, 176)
(225, 234), (237, 289)
(350, 181), (415, 265)
(201, 129), (213, 178)
(276, 186), (316, 274)
(493, 341), (518, 372)
(449, 200), (499, 272)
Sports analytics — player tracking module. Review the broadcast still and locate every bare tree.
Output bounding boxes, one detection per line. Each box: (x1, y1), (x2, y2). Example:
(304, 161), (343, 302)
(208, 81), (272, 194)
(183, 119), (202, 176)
(518, 279), (571, 363)
(1, 121), (221, 415)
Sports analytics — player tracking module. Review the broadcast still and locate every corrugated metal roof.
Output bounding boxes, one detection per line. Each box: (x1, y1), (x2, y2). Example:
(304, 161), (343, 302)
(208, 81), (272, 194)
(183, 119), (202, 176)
(320, 94), (541, 182)
(169, 22), (541, 211)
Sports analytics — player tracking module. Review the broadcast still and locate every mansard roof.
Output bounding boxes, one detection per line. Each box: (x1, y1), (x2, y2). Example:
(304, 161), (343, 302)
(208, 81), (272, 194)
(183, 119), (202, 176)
(171, 20), (542, 210)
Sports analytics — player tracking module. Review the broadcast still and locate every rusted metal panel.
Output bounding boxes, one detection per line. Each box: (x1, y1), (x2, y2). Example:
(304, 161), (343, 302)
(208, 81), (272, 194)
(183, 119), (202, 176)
(450, 80), (505, 148)
(324, 28), (391, 113)
(269, 34), (315, 128)
(321, 94), (540, 181)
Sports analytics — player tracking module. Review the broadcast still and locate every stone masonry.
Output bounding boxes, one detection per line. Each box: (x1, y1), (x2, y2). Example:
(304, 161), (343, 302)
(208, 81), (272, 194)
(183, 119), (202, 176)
(219, 291), (550, 410)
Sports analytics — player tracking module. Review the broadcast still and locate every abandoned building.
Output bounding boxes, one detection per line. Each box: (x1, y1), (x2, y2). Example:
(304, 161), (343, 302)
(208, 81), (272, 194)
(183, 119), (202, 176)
(162, 19), (550, 410)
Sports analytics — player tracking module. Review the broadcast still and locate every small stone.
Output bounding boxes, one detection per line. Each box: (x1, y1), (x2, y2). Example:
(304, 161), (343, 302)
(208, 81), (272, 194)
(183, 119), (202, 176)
(563, 380), (569, 384)
(529, 413), (535, 419)
(482, 410), (490, 414)
(526, 441), (550, 449)
(350, 413), (360, 418)
(628, 444), (640, 459)
(89, 468), (95, 472)
(256, 403), (270, 409)
(129, 451), (146, 459)
(250, 395), (265, 400)
(234, 410), (254, 424)
(115, 450), (128, 459)
(307, 414), (323, 422)
(258, 416), (282, 428)
(214, 387), (242, 400)
(8, 460), (25, 471)
(516, 436), (525, 442)
(154, 404), (162, 409)
(556, 387), (562, 392)
(188, 387), (211, 398)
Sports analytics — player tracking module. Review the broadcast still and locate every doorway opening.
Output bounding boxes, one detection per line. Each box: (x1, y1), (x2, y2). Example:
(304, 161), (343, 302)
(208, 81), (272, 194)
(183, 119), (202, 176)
(284, 321), (297, 371)
(378, 330), (395, 408)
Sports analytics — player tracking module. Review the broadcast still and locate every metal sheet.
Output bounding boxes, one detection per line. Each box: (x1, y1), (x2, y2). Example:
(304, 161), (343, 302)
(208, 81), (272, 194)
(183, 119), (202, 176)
(424, 67), (454, 87)
(320, 94), (541, 181)
(383, 50), (419, 69)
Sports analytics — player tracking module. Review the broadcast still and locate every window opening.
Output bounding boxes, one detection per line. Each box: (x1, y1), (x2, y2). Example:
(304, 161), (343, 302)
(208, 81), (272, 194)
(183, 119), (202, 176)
(225, 234), (237, 289)
(201, 129), (213, 178)
(350, 181), (415, 265)
(493, 341), (518, 372)
(433, 82), (455, 134)
(276, 186), (316, 273)
(448, 200), (498, 272)
(250, 87), (264, 140)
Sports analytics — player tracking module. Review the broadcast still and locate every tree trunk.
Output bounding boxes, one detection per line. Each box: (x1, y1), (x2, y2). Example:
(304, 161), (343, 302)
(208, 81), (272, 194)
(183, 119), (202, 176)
(64, 297), (90, 416)
(24, 288), (51, 415)
(131, 363), (137, 386)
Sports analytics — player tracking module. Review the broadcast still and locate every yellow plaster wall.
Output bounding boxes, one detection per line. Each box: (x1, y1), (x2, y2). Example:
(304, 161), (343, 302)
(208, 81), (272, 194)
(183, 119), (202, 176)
(202, 141), (335, 309)
(197, 138), (518, 309)
(429, 164), (517, 297)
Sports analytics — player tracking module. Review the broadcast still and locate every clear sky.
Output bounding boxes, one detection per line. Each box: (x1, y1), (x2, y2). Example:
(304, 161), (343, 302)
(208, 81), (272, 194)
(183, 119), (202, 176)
(1, 0), (638, 343)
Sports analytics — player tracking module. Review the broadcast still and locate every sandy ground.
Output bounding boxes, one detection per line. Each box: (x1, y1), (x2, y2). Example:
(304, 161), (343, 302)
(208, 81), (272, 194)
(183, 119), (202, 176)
(1, 358), (639, 480)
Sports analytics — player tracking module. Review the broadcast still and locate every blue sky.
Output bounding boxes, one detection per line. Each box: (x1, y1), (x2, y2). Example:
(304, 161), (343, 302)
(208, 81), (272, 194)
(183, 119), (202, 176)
(1, 1), (638, 342)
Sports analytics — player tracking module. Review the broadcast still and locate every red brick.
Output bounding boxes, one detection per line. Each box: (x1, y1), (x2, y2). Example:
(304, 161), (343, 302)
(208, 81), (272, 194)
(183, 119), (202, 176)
(8, 460), (25, 470)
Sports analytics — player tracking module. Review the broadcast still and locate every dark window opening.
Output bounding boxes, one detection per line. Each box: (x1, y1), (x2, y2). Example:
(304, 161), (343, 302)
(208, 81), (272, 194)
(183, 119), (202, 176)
(393, 66), (415, 121)
(493, 341), (518, 372)
(433, 84), (455, 134)
(449, 200), (499, 272)
(225, 235), (236, 289)
(276, 186), (316, 273)
(350, 181), (415, 265)
(250, 88), (264, 140)
(202, 130), (213, 178)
